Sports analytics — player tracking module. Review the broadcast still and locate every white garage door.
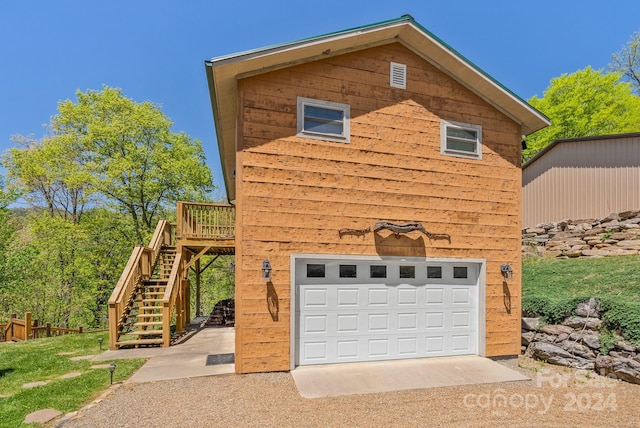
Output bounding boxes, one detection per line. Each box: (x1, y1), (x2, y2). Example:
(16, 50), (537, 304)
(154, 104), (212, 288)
(294, 257), (481, 366)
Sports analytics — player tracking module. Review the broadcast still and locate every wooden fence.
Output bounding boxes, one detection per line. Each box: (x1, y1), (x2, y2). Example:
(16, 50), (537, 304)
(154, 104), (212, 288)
(1, 312), (84, 342)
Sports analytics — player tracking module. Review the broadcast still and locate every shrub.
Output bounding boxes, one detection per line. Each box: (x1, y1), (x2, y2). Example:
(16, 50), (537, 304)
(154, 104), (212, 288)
(599, 299), (640, 344)
(522, 295), (589, 325)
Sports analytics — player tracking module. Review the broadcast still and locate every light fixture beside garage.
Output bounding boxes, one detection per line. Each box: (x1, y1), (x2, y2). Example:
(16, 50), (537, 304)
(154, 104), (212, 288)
(500, 264), (513, 280)
(262, 259), (272, 281)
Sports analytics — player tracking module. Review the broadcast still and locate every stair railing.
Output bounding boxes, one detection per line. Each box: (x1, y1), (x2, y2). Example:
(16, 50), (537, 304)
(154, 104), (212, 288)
(161, 252), (183, 347)
(108, 219), (173, 349)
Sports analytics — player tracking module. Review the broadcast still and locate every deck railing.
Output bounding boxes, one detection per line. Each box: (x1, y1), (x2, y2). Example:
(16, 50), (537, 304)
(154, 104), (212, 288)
(177, 202), (235, 240)
(108, 220), (174, 349)
(0, 313), (84, 342)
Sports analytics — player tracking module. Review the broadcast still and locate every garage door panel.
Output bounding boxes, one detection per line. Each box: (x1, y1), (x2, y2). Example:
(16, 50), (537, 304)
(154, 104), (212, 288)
(336, 340), (359, 358)
(337, 288), (359, 306)
(397, 312), (418, 330)
(368, 288), (390, 306)
(296, 258), (480, 366)
(425, 288), (444, 304)
(336, 314), (359, 332)
(302, 314), (328, 334)
(303, 341), (328, 361)
(452, 335), (472, 352)
(425, 336), (444, 353)
(398, 288), (418, 305)
(451, 288), (472, 304)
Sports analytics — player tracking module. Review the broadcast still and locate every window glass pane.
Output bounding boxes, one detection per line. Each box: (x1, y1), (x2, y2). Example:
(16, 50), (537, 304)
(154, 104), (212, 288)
(339, 264), (357, 278)
(304, 119), (343, 135)
(370, 265), (387, 278)
(399, 265), (415, 279)
(447, 138), (476, 153)
(427, 266), (442, 279)
(306, 264), (325, 278)
(453, 266), (468, 279)
(305, 105), (343, 121)
(447, 127), (477, 140)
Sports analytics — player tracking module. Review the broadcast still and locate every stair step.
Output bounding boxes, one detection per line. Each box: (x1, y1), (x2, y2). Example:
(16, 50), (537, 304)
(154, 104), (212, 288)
(143, 299), (163, 303)
(143, 292), (165, 297)
(128, 330), (163, 336)
(136, 313), (163, 319)
(138, 305), (162, 310)
(115, 338), (164, 347)
(143, 279), (168, 285)
(134, 321), (163, 327)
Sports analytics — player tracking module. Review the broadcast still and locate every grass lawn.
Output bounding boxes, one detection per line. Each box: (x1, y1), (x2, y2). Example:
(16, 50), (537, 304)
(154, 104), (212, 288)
(0, 332), (145, 427)
(523, 254), (640, 343)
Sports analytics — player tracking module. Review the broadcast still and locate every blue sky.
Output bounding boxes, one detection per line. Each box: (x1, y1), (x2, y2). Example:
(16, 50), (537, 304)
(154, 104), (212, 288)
(1, 1), (639, 201)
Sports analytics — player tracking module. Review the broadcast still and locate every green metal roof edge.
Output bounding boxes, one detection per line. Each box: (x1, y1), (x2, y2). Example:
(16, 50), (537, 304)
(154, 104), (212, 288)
(404, 18), (550, 126)
(205, 14), (415, 66)
(205, 14), (549, 126)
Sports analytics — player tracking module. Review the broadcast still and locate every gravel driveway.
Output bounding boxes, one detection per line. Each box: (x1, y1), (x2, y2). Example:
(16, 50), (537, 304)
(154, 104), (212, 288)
(56, 357), (640, 427)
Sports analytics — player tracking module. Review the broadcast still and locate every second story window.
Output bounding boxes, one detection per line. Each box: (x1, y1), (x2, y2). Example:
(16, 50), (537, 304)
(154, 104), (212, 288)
(297, 97), (350, 143)
(440, 120), (482, 160)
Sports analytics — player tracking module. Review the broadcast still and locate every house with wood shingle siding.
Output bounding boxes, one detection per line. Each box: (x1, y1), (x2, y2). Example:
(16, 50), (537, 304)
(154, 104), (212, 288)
(205, 15), (549, 373)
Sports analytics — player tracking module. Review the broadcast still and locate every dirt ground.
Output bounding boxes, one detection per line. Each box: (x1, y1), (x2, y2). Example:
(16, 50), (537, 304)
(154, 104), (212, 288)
(55, 357), (640, 427)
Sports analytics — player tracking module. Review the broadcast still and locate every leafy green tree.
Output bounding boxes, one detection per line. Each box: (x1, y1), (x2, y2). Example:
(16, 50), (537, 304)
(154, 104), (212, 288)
(0, 177), (17, 318)
(610, 31), (640, 94)
(1, 86), (215, 326)
(52, 86), (214, 242)
(4, 134), (94, 224)
(524, 67), (640, 160)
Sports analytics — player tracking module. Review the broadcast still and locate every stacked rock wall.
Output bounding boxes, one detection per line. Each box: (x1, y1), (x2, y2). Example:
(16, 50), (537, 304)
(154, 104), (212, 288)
(522, 299), (640, 384)
(522, 210), (640, 258)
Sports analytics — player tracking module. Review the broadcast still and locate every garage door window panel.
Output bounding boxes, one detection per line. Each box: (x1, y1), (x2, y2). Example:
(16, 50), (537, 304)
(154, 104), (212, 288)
(370, 265), (387, 278)
(306, 263), (326, 278)
(399, 265), (415, 278)
(339, 264), (357, 278)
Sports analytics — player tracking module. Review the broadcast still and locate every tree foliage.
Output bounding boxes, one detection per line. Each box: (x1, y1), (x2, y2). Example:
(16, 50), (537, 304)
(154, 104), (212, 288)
(610, 31), (640, 94)
(0, 87), (229, 328)
(51, 86), (215, 242)
(524, 67), (640, 160)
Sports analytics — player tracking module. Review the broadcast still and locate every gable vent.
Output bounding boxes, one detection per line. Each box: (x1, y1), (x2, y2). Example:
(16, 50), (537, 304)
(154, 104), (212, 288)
(390, 62), (406, 89)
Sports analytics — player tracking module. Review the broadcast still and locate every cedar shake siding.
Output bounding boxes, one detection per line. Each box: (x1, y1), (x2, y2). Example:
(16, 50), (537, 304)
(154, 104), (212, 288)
(233, 43), (523, 373)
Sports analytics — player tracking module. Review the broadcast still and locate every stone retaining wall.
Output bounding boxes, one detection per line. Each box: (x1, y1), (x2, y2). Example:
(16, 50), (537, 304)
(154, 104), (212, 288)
(522, 299), (640, 384)
(522, 210), (640, 258)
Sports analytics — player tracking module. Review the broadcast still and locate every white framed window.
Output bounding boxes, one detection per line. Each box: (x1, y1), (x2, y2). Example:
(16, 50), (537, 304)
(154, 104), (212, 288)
(297, 97), (350, 143)
(440, 120), (482, 159)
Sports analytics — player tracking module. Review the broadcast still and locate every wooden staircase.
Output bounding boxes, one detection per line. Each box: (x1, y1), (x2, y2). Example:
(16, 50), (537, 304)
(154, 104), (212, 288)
(109, 203), (235, 350)
(114, 247), (176, 348)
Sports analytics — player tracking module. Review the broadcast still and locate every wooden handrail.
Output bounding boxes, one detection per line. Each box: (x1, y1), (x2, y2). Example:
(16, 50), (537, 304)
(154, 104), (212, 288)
(161, 252), (183, 347)
(108, 219), (173, 349)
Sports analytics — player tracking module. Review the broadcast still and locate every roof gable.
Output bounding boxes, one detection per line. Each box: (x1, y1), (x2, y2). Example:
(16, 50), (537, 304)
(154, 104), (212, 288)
(205, 15), (550, 202)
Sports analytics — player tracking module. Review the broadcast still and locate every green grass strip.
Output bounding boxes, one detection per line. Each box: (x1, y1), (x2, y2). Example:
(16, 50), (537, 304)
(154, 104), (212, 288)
(0, 332), (145, 427)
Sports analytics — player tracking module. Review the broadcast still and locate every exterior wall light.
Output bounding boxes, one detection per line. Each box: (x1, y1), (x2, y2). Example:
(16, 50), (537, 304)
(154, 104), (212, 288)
(500, 264), (513, 280)
(229, 262), (235, 274)
(261, 259), (272, 281)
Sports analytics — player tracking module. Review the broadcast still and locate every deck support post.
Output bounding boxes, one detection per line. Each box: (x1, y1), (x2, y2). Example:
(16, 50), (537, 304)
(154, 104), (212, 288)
(196, 259), (201, 317)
